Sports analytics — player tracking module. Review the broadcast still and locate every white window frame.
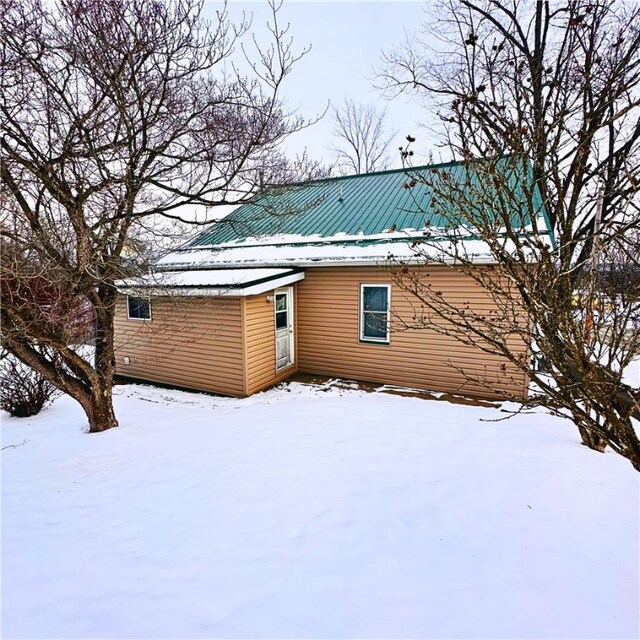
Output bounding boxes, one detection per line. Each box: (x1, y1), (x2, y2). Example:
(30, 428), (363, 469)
(359, 284), (391, 343)
(126, 295), (152, 321)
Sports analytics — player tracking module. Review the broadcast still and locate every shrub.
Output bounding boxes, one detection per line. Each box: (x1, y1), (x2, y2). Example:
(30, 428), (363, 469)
(0, 350), (61, 417)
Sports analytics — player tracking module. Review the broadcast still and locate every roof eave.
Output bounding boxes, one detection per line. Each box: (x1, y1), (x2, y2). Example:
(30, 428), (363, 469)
(155, 255), (511, 270)
(118, 270), (305, 297)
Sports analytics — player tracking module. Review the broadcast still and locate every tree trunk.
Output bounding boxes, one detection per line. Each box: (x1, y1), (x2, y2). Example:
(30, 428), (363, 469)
(85, 285), (119, 433)
(574, 407), (640, 473)
(613, 416), (640, 473)
(577, 424), (607, 452)
(85, 390), (118, 433)
(84, 386), (119, 433)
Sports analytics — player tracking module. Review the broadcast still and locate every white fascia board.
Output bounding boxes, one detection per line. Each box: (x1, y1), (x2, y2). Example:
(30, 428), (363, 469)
(236, 270), (304, 295)
(155, 255), (503, 270)
(233, 255), (503, 268)
(119, 271), (305, 298)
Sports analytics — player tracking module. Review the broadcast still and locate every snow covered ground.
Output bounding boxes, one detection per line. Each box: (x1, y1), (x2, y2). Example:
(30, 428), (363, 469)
(2, 380), (638, 639)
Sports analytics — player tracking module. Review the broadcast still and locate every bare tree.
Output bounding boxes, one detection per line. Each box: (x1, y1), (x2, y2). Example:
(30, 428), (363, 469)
(378, 1), (640, 470)
(330, 99), (397, 174)
(0, 0), (317, 433)
(1, 348), (61, 418)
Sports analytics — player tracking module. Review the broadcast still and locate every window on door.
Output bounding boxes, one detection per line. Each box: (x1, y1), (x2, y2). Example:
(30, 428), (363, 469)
(360, 284), (390, 343)
(275, 293), (288, 329)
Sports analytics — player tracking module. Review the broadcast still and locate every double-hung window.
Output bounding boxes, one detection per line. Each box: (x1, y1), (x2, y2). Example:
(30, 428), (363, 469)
(127, 295), (151, 320)
(360, 284), (390, 343)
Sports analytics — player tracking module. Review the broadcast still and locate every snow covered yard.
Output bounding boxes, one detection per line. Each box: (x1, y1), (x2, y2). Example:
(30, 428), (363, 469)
(2, 381), (638, 640)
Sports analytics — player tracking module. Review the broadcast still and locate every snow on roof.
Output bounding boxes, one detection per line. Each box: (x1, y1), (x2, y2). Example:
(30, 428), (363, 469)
(117, 267), (305, 297)
(156, 232), (549, 270)
(157, 240), (419, 269)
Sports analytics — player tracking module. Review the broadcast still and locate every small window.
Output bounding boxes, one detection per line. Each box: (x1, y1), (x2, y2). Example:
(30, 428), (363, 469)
(127, 295), (151, 320)
(360, 284), (390, 343)
(275, 293), (288, 330)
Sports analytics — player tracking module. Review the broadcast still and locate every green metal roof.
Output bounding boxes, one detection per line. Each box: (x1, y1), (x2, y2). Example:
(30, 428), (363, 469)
(190, 156), (549, 248)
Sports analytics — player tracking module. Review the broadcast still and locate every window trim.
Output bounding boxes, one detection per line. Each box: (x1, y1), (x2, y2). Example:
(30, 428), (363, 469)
(359, 283), (391, 344)
(126, 295), (152, 321)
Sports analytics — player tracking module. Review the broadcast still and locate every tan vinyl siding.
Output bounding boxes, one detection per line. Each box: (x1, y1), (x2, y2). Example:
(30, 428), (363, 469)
(297, 267), (529, 400)
(243, 291), (298, 396)
(114, 295), (244, 396)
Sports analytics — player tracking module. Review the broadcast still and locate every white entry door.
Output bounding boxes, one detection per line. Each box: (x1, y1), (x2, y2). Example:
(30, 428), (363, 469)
(274, 288), (294, 370)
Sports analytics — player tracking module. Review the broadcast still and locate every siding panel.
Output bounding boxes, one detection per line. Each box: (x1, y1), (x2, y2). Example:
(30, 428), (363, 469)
(114, 296), (244, 396)
(297, 267), (528, 399)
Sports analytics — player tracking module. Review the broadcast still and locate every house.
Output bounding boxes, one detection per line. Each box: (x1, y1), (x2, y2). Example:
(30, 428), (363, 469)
(114, 158), (551, 399)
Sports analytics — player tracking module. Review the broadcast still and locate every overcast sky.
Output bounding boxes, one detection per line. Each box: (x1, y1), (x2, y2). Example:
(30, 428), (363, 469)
(209, 1), (444, 170)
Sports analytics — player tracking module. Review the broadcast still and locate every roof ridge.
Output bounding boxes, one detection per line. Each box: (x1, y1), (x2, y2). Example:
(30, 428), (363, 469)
(304, 153), (515, 185)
